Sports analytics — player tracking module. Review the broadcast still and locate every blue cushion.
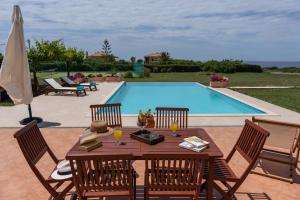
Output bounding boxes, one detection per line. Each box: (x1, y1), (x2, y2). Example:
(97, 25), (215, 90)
(90, 81), (96, 86)
(77, 86), (85, 90)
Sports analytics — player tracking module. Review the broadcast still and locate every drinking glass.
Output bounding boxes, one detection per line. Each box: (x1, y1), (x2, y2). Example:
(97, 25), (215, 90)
(113, 127), (123, 145)
(137, 117), (147, 132)
(170, 120), (178, 137)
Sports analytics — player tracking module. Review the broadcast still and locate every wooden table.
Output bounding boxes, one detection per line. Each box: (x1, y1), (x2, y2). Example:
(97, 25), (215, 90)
(66, 128), (223, 200)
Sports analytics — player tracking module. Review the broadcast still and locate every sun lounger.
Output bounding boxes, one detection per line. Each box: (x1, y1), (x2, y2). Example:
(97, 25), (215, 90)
(60, 76), (97, 91)
(252, 117), (300, 183)
(44, 78), (86, 96)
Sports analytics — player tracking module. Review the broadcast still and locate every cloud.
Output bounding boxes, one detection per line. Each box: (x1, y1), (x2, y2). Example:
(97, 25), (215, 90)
(0, 0), (300, 60)
(184, 10), (300, 20)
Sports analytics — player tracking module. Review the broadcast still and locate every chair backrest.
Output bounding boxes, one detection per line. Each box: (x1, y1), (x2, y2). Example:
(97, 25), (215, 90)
(228, 120), (270, 164)
(155, 107), (189, 128)
(45, 78), (63, 89)
(144, 154), (208, 191)
(252, 117), (300, 151)
(61, 76), (75, 85)
(90, 103), (122, 127)
(67, 154), (134, 196)
(13, 121), (59, 196)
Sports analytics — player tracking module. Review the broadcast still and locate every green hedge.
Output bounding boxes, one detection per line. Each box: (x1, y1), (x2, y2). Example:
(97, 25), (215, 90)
(35, 60), (262, 73)
(38, 62), (132, 72)
(236, 64), (263, 72)
(145, 64), (203, 72)
(145, 63), (262, 73)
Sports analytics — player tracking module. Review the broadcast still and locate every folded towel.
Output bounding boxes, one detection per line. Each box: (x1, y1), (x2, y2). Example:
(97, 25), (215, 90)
(77, 85), (85, 90)
(90, 81), (96, 86)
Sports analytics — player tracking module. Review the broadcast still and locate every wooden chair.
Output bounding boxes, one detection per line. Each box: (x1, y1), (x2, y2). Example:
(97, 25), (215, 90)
(144, 154), (208, 200)
(90, 103), (122, 127)
(155, 107), (189, 128)
(66, 154), (136, 200)
(252, 117), (300, 183)
(13, 121), (74, 200)
(203, 120), (270, 200)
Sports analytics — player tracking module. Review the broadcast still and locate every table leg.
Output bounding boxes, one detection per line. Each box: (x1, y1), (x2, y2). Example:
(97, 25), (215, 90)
(207, 157), (214, 200)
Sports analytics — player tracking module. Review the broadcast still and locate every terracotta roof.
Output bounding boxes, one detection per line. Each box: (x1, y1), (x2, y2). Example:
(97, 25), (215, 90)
(144, 53), (162, 58)
(88, 51), (106, 57)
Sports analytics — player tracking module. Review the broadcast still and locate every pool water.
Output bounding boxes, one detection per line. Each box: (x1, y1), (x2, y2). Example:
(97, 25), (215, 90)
(106, 82), (265, 115)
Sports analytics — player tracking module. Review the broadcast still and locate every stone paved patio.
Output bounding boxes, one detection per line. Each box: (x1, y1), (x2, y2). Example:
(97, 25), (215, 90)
(1, 126), (299, 199)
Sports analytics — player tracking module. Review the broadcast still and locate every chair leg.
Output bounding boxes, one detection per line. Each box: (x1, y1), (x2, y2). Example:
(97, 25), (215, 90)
(133, 171), (137, 200)
(70, 193), (78, 200)
(144, 187), (149, 200)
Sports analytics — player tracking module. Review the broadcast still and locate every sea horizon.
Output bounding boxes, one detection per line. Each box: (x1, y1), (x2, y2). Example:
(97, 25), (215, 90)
(244, 61), (300, 68)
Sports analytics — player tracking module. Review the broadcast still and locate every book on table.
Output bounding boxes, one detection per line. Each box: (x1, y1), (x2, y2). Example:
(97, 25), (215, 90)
(80, 130), (101, 145)
(179, 136), (209, 152)
(79, 140), (102, 152)
(184, 136), (209, 148)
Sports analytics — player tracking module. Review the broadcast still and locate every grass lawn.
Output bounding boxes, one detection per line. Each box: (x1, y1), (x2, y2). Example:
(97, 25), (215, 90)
(233, 88), (300, 113)
(125, 72), (300, 86)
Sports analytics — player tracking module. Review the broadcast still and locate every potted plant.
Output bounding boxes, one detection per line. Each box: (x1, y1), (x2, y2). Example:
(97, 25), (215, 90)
(209, 74), (229, 88)
(137, 109), (155, 129)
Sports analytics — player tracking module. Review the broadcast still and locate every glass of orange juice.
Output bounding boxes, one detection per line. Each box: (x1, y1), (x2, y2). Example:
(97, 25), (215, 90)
(113, 127), (123, 145)
(170, 120), (178, 137)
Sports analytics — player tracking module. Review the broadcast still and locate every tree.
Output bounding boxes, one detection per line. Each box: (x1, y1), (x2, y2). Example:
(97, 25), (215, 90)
(160, 51), (170, 64)
(27, 39), (65, 94)
(130, 56), (136, 64)
(64, 47), (84, 76)
(35, 39), (65, 61)
(27, 40), (43, 95)
(102, 39), (112, 62)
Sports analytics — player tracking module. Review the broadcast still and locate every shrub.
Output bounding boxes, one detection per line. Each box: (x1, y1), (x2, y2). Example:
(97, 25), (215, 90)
(144, 67), (151, 77)
(96, 73), (103, 77)
(87, 74), (95, 78)
(160, 68), (167, 73)
(236, 64), (262, 72)
(145, 64), (202, 73)
(153, 67), (160, 73)
(167, 68), (173, 72)
(123, 71), (133, 78)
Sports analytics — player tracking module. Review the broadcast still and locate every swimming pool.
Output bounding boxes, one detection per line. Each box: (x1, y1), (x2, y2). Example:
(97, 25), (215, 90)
(106, 82), (266, 115)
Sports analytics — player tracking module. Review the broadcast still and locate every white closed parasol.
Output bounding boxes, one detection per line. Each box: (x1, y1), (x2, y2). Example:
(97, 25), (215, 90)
(0, 5), (42, 124)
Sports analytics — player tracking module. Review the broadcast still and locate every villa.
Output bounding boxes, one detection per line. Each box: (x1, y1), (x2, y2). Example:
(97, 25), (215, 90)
(144, 53), (162, 63)
(88, 51), (118, 60)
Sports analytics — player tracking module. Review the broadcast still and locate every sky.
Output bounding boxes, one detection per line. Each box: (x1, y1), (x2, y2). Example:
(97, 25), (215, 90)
(0, 0), (300, 61)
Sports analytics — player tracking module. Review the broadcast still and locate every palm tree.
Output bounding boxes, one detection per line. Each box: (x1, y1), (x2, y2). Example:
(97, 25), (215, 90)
(160, 51), (170, 64)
